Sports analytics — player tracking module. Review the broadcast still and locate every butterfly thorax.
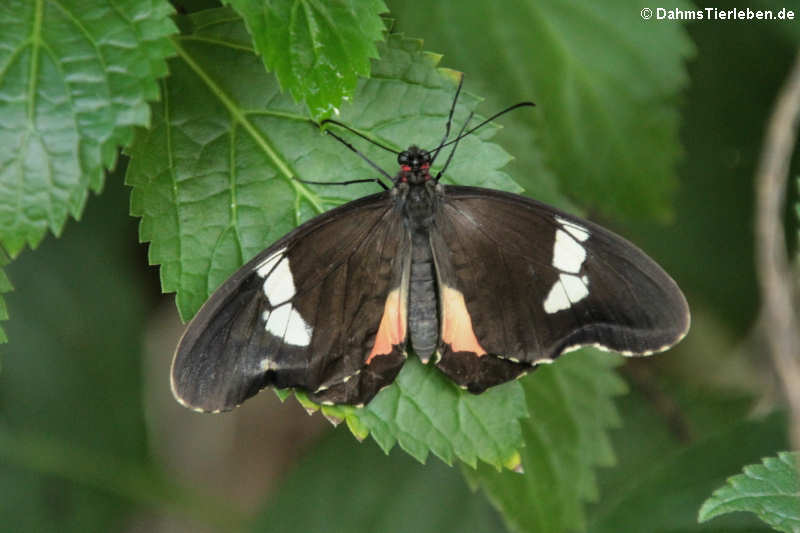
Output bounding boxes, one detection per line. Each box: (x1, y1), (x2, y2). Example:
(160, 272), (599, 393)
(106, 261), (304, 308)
(395, 181), (440, 231)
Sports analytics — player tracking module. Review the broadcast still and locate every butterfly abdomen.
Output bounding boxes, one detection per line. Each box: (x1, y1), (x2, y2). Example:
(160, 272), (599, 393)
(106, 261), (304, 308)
(408, 229), (439, 363)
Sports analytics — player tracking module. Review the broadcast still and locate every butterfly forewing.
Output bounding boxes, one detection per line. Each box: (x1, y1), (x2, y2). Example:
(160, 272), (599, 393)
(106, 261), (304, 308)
(171, 193), (410, 412)
(430, 186), (690, 392)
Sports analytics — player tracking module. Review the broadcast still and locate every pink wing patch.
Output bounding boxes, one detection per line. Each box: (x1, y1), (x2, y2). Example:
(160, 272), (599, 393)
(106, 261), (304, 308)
(441, 285), (487, 356)
(366, 288), (407, 364)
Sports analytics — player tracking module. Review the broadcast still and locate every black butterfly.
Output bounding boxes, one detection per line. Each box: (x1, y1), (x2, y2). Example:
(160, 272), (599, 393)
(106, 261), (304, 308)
(171, 80), (690, 412)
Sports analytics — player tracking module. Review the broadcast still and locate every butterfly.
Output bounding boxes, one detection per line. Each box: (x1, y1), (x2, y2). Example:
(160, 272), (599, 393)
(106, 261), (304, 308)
(171, 79), (690, 412)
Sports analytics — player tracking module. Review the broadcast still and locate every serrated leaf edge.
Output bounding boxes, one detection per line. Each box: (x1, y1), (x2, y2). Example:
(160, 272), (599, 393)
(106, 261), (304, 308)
(698, 451), (800, 527)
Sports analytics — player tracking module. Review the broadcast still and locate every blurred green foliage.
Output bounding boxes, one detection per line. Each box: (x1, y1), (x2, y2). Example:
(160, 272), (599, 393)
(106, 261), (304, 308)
(252, 428), (507, 533)
(1, 172), (152, 532)
(1, 0), (798, 532)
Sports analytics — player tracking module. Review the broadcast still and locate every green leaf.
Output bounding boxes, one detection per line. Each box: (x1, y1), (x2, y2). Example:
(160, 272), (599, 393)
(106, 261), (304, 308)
(590, 374), (761, 516)
(127, 7), (525, 470)
(698, 452), (800, 533)
(589, 411), (788, 533)
(224, 0), (388, 118)
(464, 348), (627, 533)
(128, 7), (518, 322)
(343, 357), (526, 469)
(253, 428), (506, 533)
(0, 0), (176, 257)
(389, 0), (694, 221)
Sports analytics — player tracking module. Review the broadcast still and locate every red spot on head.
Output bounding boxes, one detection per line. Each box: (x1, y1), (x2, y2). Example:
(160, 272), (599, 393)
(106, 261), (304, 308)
(421, 163), (430, 169)
(401, 165), (411, 172)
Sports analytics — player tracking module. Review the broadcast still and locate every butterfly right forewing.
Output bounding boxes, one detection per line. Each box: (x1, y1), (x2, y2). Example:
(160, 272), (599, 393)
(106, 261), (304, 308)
(429, 185), (690, 393)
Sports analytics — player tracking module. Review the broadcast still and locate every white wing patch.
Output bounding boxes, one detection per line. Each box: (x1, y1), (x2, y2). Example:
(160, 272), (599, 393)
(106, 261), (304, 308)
(544, 218), (591, 314)
(264, 304), (290, 338)
(562, 273), (590, 301)
(257, 249), (312, 347)
(263, 303), (312, 347)
(543, 273), (591, 313)
(552, 230), (586, 273)
(543, 277), (570, 313)
(263, 257), (295, 305)
(285, 306), (313, 346)
(256, 248), (296, 307)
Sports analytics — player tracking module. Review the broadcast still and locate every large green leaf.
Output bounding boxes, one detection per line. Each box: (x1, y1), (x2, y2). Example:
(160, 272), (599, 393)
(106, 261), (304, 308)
(389, 0), (694, 221)
(699, 452), (800, 533)
(224, 0), (388, 118)
(128, 7), (519, 322)
(464, 349), (626, 533)
(126, 7), (526, 470)
(252, 428), (506, 533)
(314, 357), (526, 469)
(0, 0), (176, 257)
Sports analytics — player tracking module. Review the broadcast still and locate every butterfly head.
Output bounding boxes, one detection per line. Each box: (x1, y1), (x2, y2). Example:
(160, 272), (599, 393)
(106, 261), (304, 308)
(397, 146), (433, 185)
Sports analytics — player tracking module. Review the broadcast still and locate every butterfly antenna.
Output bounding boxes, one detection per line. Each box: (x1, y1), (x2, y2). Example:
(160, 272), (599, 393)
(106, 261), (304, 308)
(435, 111), (474, 182)
(431, 74), (464, 165)
(315, 124), (394, 189)
(320, 119), (400, 155)
(438, 101), (535, 150)
(295, 177), (389, 190)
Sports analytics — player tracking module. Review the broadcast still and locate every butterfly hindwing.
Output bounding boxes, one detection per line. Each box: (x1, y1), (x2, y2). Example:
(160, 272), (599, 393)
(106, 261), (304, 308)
(171, 193), (410, 412)
(430, 185), (690, 392)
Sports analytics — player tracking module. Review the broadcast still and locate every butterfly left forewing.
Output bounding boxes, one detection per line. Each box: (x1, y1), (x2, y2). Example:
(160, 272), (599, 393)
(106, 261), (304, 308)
(171, 193), (410, 411)
(429, 185), (690, 392)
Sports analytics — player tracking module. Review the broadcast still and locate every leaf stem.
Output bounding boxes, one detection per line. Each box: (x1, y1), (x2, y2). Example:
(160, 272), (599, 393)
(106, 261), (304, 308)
(27, 0), (43, 122)
(171, 38), (325, 215)
(754, 50), (800, 450)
